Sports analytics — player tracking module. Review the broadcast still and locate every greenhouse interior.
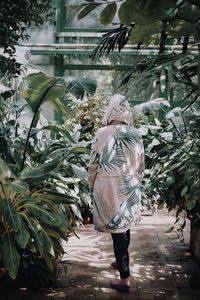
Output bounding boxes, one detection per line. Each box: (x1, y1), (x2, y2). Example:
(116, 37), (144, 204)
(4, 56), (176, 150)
(0, 0), (200, 299)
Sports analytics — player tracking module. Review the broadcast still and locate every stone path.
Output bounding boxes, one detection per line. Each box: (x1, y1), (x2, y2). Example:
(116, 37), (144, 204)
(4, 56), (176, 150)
(1, 210), (200, 299)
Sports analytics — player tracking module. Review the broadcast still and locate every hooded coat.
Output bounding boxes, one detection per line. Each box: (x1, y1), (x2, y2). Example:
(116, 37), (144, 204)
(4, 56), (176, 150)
(87, 94), (145, 233)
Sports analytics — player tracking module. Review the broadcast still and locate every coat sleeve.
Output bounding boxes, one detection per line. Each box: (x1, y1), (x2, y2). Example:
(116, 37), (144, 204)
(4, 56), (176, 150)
(87, 136), (99, 190)
(138, 140), (145, 180)
(129, 134), (145, 181)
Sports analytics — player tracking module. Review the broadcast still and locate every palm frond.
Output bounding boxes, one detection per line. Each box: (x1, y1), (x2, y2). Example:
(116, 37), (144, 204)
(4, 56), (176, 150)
(90, 24), (133, 60)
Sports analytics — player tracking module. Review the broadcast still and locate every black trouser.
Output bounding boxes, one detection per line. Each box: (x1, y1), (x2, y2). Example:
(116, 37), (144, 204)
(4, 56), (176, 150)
(111, 229), (130, 279)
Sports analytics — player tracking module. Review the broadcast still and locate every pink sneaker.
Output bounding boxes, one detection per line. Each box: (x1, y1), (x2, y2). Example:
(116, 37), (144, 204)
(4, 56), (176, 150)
(110, 279), (130, 293)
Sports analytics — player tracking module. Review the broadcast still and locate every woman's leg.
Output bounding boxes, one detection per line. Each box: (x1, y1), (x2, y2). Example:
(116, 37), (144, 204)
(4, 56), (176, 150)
(111, 229), (130, 279)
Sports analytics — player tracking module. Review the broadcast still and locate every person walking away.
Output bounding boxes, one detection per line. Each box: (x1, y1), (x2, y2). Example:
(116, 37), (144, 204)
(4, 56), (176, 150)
(87, 94), (145, 293)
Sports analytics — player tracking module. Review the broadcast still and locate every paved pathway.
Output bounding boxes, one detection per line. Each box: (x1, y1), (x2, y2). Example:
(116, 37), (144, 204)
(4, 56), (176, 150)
(1, 210), (200, 299)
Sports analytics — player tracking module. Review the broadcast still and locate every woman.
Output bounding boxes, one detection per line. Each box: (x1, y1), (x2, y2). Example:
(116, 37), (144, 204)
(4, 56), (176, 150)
(87, 94), (145, 293)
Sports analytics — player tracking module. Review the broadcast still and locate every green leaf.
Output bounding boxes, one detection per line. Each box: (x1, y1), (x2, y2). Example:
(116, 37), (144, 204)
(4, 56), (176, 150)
(71, 164), (88, 180)
(118, 0), (135, 25)
(22, 214), (43, 254)
(181, 185), (188, 197)
(67, 77), (97, 99)
(77, 3), (101, 20)
(42, 84), (65, 106)
(100, 2), (117, 25)
(166, 65), (174, 91)
(130, 22), (161, 44)
(14, 218), (30, 248)
(69, 146), (91, 155)
(21, 72), (58, 113)
(1, 199), (20, 232)
(0, 157), (12, 179)
(21, 158), (61, 181)
(145, 76), (157, 99)
(35, 190), (75, 204)
(9, 180), (29, 194)
(31, 125), (75, 143)
(39, 227), (54, 256)
(118, 0), (175, 25)
(187, 198), (197, 210)
(2, 233), (20, 279)
(24, 203), (61, 226)
(70, 204), (82, 219)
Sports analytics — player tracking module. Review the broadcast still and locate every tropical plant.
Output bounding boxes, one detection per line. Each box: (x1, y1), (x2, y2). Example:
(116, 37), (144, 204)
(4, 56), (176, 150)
(0, 0), (52, 77)
(134, 100), (200, 239)
(75, 0), (200, 53)
(0, 70), (96, 281)
(73, 0), (200, 106)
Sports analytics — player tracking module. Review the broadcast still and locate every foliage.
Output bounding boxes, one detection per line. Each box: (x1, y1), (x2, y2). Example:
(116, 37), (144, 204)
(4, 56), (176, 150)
(121, 53), (199, 107)
(0, 0), (52, 77)
(74, 0), (200, 106)
(134, 101), (200, 235)
(0, 70), (96, 281)
(76, 0), (200, 50)
(64, 92), (108, 138)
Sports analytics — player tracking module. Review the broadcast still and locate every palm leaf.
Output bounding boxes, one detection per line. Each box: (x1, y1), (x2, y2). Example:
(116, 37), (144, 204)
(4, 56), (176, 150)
(66, 77), (97, 99)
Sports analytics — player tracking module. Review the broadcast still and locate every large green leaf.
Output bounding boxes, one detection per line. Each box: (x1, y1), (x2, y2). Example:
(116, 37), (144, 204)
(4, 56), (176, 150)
(22, 214), (43, 254)
(21, 72), (57, 112)
(1, 199), (20, 232)
(38, 227), (54, 257)
(118, 0), (135, 25)
(21, 158), (61, 181)
(2, 233), (20, 279)
(30, 125), (75, 144)
(14, 218), (30, 248)
(21, 72), (65, 115)
(118, 0), (175, 25)
(24, 203), (61, 226)
(33, 190), (75, 204)
(66, 77), (97, 99)
(130, 22), (162, 44)
(0, 157), (11, 179)
(100, 2), (117, 25)
(77, 3), (101, 20)
(9, 180), (29, 194)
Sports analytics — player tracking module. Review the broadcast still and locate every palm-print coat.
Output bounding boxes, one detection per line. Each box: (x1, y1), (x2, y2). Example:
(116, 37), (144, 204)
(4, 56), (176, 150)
(88, 124), (145, 233)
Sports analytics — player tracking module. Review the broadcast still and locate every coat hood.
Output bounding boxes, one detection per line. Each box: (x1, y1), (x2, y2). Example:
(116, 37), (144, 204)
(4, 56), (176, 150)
(102, 94), (133, 126)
